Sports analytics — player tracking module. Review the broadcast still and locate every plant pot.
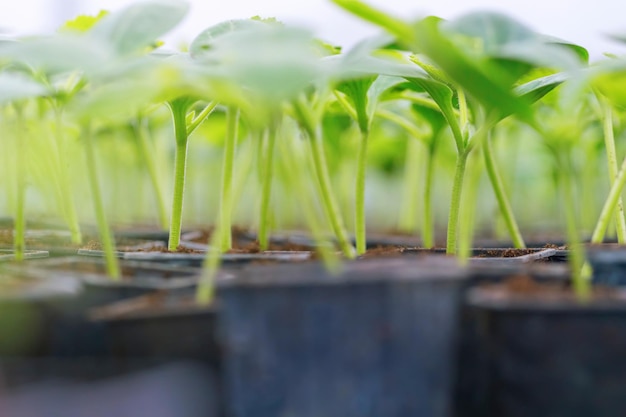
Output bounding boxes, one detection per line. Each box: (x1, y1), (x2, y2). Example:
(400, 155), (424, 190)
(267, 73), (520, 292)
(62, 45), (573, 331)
(6, 257), (201, 358)
(399, 247), (556, 264)
(217, 255), (467, 417)
(586, 244), (626, 286)
(88, 290), (225, 417)
(76, 238), (166, 258)
(123, 250), (313, 268)
(0, 249), (49, 261)
(460, 280), (626, 417)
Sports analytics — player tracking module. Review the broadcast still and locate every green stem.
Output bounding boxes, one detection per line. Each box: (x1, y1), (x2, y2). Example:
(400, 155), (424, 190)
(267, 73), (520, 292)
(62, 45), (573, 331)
(309, 127), (356, 259)
(398, 138), (422, 233)
(53, 107), (82, 244)
(135, 116), (169, 230)
(422, 143), (436, 248)
(219, 107), (239, 252)
(446, 149), (469, 255)
(482, 131), (526, 248)
(600, 97), (626, 243)
(83, 126), (120, 280)
(355, 129), (369, 255)
(167, 106), (189, 251)
(14, 106), (25, 261)
(559, 153), (589, 299)
(187, 101), (218, 136)
(258, 124), (277, 250)
(591, 151), (626, 243)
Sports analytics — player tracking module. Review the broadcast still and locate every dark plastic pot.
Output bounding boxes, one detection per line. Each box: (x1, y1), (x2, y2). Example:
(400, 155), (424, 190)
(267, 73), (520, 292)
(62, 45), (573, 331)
(89, 290), (225, 417)
(7, 257), (200, 357)
(401, 247), (556, 264)
(0, 249), (49, 261)
(217, 256), (467, 417)
(123, 250), (312, 268)
(461, 284), (626, 417)
(586, 244), (626, 286)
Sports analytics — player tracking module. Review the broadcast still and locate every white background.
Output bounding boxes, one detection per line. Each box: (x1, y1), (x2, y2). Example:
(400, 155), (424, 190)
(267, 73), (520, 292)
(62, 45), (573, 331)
(1, 0), (624, 60)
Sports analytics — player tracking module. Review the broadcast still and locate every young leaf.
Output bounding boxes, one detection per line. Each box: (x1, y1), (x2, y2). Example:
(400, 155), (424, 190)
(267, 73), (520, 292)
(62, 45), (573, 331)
(58, 10), (110, 34)
(89, 0), (189, 56)
(189, 19), (266, 59)
(0, 72), (47, 103)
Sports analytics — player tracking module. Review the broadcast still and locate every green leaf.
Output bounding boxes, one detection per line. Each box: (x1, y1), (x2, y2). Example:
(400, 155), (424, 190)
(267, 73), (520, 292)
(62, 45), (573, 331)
(90, 0), (189, 56)
(0, 35), (114, 75)
(337, 76), (377, 133)
(189, 19), (266, 59)
(413, 16), (533, 122)
(514, 72), (568, 104)
(0, 72), (47, 103)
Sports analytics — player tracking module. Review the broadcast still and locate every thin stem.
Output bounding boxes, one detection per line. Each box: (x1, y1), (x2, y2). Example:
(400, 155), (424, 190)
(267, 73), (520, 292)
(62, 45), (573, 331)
(600, 96), (626, 243)
(187, 101), (218, 136)
(53, 107), (82, 244)
(258, 123), (277, 250)
(355, 129), (369, 254)
(135, 116), (169, 230)
(591, 151), (626, 243)
(446, 149), (469, 255)
(14, 106), (25, 261)
(167, 109), (189, 251)
(398, 138), (422, 233)
(83, 126), (120, 280)
(422, 143), (436, 248)
(482, 131), (526, 248)
(219, 107), (239, 252)
(559, 152), (590, 299)
(458, 151), (482, 262)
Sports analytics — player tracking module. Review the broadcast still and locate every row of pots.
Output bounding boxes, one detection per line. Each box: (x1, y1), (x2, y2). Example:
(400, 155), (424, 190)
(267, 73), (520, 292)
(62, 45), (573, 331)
(0, 235), (625, 416)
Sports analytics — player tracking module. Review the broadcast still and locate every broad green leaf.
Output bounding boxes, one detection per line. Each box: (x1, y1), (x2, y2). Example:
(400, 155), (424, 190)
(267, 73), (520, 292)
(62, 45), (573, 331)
(0, 35), (114, 75)
(413, 16), (533, 122)
(592, 60), (626, 109)
(90, 0), (189, 56)
(514, 72), (568, 104)
(189, 19), (265, 59)
(541, 35), (589, 64)
(0, 72), (47, 103)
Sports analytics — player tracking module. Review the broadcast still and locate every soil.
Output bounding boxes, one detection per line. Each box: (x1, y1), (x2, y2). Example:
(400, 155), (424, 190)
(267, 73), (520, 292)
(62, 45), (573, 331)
(44, 260), (190, 281)
(478, 275), (626, 302)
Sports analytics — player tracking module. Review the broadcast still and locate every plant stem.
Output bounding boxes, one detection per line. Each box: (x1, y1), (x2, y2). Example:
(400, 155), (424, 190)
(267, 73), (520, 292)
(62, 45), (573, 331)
(83, 126), (120, 280)
(422, 143), (436, 249)
(559, 152), (590, 299)
(135, 116), (169, 230)
(355, 129), (369, 255)
(14, 106), (25, 261)
(482, 131), (526, 248)
(398, 138), (422, 233)
(446, 149), (469, 255)
(219, 107), (239, 252)
(600, 96), (626, 243)
(53, 107), (82, 244)
(258, 123), (277, 250)
(308, 126), (356, 259)
(591, 150), (626, 243)
(458, 151), (482, 262)
(167, 104), (189, 251)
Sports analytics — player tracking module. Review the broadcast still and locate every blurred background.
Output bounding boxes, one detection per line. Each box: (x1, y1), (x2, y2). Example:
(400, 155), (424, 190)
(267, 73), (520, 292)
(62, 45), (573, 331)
(0, 0), (624, 59)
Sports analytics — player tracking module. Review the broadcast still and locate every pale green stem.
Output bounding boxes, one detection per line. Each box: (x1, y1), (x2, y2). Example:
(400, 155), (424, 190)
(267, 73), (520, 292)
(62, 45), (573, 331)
(309, 127), (356, 259)
(559, 153), (590, 300)
(187, 101), (218, 136)
(258, 124), (277, 250)
(53, 108), (82, 244)
(219, 107), (239, 252)
(458, 151), (482, 262)
(398, 138), (423, 233)
(600, 97), (626, 243)
(135, 117), (169, 230)
(591, 151), (626, 243)
(167, 101), (190, 251)
(355, 129), (369, 255)
(446, 149), (469, 255)
(83, 126), (120, 279)
(422, 143), (436, 248)
(482, 131), (526, 248)
(14, 107), (25, 261)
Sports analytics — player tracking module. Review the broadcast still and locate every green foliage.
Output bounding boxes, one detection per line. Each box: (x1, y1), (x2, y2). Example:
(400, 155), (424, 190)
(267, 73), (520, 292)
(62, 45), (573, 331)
(58, 10), (110, 33)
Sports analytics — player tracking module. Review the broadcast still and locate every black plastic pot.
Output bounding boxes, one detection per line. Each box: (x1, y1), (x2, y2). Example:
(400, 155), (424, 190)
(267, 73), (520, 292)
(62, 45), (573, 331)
(217, 256), (467, 417)
(400, 247), (556, 264)
(586, 244), (626, 286)
(89, 290), (224, 417)
(7, 257), (200, 357)
(123, 250), (313, 268)
(461, 284), (626, 417)
(0, 249), (49, 261)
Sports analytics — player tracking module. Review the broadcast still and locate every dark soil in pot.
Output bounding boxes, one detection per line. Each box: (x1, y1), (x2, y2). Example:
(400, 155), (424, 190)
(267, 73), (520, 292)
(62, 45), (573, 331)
(217, 255), (467, 417)
(460, 276), (626, 417)
(359, 246), (557, 264)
